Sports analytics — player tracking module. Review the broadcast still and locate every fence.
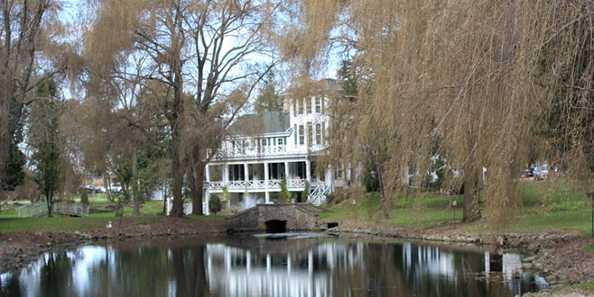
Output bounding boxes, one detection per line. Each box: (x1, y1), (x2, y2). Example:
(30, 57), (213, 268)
(16, 202), (90, 218)
(16, 202), (48, 218)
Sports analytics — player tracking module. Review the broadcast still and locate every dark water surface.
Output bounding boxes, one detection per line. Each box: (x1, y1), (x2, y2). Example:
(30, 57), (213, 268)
(0, 234), (546, 297)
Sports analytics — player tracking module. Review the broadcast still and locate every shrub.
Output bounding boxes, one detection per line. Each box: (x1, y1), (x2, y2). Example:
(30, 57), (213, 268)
(302, 181), (310, 202)
(280, 177), (290, 203)
(80, 191), (89, 206)
(210, 195), (223, 214)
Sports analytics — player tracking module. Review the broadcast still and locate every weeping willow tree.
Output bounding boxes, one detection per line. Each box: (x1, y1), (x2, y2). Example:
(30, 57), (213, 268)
(279, 0), (594, 228)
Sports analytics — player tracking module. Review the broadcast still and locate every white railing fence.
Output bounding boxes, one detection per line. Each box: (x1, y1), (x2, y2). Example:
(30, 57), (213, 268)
(16, 202), (90, 218)
(206, 179), (309, 191)
(307, 184), (331, 206)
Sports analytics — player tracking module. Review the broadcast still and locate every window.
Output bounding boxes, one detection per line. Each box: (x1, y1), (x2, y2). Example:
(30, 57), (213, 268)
(299, 125), (305, 145)
(306, 122), (313, 146)
(315, 97), (322, 113)
(298, 98), (304, 114)
(302, 98), (307, 115)
(278, 138), (284, 145)
(315, 123), (322, 145)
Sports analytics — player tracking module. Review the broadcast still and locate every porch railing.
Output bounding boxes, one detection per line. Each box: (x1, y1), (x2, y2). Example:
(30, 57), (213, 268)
(206, 179), (310, 191)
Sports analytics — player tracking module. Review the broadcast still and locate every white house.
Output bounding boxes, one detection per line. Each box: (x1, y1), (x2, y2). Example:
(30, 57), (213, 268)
(199, 82), (350, 214)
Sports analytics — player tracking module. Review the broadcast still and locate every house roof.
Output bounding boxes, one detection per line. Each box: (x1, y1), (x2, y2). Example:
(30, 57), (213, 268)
(229, 111), (290, 136)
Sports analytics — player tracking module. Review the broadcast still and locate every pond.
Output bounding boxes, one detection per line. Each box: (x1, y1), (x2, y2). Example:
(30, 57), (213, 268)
(0, 234), (547, 297)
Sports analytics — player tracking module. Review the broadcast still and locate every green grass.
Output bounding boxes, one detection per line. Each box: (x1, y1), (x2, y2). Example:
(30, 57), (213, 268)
(321, 178), (594, 235)
(321, 192), (463, 228)
(0, 216), (161, 233)
(0, 196), (175, 233)
(585, 244), (594, 254)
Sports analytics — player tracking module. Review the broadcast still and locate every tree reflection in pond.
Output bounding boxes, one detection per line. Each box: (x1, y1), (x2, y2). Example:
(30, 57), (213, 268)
(0, 237), (544, 297)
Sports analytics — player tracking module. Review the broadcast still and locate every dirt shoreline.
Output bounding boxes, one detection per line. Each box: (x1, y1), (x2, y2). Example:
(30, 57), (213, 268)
(0, 217), (227, 275)
(329, 220), (594, 296)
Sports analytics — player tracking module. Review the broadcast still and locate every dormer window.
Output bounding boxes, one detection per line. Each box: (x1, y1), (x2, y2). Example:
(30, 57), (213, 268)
(302, 98), (307, 115)
(315, 97), (322, 113)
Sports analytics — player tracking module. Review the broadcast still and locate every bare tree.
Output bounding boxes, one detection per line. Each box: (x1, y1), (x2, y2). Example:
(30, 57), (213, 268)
(86, 0), (278, 216)
(0, 0), (56, 193)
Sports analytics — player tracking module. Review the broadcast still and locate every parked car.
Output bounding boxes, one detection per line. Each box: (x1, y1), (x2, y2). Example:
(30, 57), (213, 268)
(110, 184), (122, 193)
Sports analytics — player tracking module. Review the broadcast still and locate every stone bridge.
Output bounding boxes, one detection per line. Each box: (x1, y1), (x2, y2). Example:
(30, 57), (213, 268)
(226, 204), (322, 233)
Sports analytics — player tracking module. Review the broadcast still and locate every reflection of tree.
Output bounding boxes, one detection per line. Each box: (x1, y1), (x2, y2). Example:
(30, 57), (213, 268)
(39, 252), (75, 297)
(171, 246), (210, 297)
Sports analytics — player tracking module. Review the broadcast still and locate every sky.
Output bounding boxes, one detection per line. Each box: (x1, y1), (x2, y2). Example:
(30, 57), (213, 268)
(56, 0), (341, 102)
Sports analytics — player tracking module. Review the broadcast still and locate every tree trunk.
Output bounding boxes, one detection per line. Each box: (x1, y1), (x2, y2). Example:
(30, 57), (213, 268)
(47, 192), (53, 217)
(189, 156), (205, 216)
(131, 151), (141, 216)
(170, 128), (185, 217)
(377, 164), (391, 219)
(169, 48), (185, 217)
(463, 163), (481, 222)
(103, 174), (113, 202)
(162, 184), (168, 215)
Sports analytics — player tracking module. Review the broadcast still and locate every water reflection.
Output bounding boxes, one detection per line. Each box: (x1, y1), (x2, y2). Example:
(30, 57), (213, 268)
(0, 236), (543, 297)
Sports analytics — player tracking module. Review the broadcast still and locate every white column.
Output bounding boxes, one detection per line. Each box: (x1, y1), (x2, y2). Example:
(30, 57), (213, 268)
(223, 164), (229, 183)
(244, 163), (249, 181)
(204, 191), (210, 215)
(306, 160), (311, 182)
(264, 162), (270, 204)
(284, 161), (289, 180)
(204, 164), (211, 215)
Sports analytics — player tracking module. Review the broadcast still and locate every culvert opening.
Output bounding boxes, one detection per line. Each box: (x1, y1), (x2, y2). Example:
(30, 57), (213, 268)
(265, 220), (287, 233)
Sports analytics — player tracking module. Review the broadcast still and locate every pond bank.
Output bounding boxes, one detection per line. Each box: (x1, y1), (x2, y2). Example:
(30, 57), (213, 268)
(0, 216), (226, 275)
(329, 220), (594, 296)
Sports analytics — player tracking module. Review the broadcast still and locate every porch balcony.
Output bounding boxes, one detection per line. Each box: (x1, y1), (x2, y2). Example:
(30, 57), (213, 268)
(206, 178), (312, 193)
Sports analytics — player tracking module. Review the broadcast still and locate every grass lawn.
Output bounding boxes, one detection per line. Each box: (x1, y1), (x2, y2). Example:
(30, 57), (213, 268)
(320, 192), (463, 228)
(0, 195), (223, 233)
(321, 178), (594, 236)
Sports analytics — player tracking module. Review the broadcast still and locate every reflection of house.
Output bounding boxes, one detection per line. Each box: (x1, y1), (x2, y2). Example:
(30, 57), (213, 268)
(204, 242), (366, 297)
(198, 80), (351, 214)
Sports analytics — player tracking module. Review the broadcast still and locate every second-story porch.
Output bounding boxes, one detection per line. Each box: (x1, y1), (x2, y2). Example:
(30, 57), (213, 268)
(205, 160), (321, 194)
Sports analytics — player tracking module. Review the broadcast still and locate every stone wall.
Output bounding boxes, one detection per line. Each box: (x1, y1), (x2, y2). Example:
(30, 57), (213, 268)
(226, 204), (321, 232)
